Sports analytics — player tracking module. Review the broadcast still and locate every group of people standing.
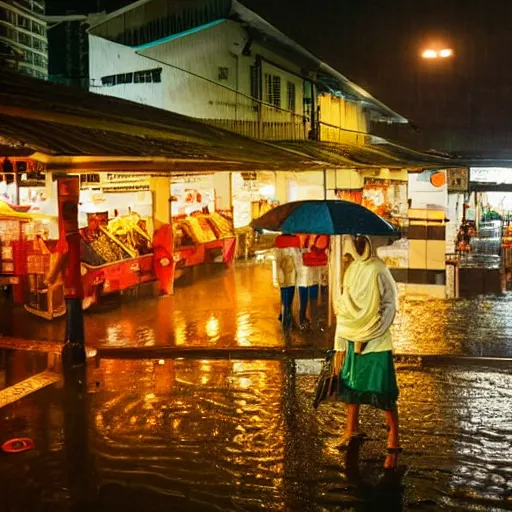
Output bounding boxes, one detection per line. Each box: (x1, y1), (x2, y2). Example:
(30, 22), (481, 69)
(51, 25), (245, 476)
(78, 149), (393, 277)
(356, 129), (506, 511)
(272, 233), (329, 330)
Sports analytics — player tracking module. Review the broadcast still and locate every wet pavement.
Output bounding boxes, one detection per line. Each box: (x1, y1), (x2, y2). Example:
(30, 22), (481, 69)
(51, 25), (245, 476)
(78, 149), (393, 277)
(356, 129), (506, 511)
(2, 261), (512, 357)
(1, 354), (512, 511)
(2, 261), (512, 510)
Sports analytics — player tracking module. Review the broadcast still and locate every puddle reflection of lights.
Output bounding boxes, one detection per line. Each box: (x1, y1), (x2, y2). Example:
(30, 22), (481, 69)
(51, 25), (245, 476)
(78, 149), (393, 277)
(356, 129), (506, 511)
(200, 360), (211, 372)
(174, 311), (187, 346)
(205, 315), (220, 339)
(236, 313), (252, 346)
(238, 377), (252, 389)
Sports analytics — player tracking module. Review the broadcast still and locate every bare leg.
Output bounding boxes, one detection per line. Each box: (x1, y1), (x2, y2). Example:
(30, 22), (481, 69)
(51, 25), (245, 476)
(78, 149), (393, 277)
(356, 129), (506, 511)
(346, 404), (360, 437)
(337, 404), (367, 450)
(384, 408), (400, 469)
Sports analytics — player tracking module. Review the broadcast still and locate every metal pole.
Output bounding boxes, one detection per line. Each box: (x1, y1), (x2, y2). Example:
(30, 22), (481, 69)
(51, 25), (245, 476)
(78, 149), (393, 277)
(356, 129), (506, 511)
(64, 231), (85, 365)
(57, 176), (86, 366)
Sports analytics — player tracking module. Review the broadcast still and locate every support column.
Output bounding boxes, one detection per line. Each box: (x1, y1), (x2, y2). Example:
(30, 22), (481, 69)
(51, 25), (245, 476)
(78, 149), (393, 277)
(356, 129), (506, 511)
(150, 177), (175, 296)
(150, 176), (171, 230)
(275, 172), (289, 205)
(212, 172), (232, 212)
(57, 176), (86, 365)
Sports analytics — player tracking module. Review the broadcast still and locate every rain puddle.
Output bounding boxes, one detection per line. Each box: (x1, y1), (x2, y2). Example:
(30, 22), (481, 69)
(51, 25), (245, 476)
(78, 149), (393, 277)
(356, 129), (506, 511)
(1, 356), (512, 510)
(0, 348), (49, 391)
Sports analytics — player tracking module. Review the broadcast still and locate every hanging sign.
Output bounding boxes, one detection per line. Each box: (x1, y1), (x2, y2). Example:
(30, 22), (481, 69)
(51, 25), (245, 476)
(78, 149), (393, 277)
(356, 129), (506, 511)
(58, 177), (80, 234)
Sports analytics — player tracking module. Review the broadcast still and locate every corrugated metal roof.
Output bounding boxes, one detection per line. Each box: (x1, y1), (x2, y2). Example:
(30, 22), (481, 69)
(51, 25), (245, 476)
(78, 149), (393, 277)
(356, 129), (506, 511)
(275, 141), (457, 170)
(0, 70), (321, 171)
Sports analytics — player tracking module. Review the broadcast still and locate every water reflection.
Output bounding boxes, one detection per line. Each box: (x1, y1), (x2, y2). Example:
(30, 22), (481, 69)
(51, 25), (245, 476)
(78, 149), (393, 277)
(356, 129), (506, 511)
(90, 358), (287, 509)
(4, 263), (512, 357)
(1, 351), (512, 509)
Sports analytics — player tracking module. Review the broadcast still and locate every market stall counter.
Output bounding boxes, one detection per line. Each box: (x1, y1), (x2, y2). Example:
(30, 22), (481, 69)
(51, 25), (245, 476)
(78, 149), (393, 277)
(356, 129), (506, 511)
(173, 211), (236, 271)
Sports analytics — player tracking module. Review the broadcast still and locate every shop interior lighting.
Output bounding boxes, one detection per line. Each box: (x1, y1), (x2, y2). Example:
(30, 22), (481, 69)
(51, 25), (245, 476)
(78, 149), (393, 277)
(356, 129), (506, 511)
(259, 185), (276, 197)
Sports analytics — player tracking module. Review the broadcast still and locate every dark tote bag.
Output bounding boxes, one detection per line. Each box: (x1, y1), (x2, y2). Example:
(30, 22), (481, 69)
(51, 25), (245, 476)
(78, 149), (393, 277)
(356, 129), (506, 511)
(313, 350), (345, 409)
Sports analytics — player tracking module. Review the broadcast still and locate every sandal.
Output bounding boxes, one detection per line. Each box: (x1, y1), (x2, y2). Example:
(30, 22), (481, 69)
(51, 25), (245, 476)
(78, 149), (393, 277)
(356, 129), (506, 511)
(384, 447), (403, 470)
(336, 432), (368, 451)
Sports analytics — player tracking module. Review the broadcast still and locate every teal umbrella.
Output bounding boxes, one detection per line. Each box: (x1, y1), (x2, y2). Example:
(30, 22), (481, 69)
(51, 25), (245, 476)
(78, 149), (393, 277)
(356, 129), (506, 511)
(251, 200), (399, 236)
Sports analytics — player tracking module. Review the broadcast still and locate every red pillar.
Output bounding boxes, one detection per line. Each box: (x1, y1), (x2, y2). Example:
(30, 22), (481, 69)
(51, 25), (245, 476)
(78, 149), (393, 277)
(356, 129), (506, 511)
(57, 177), (86, 365)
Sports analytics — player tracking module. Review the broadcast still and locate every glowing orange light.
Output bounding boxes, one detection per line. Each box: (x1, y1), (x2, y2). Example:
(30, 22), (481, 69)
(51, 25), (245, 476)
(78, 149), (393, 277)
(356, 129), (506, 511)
(439, 48), (453, 58)
(422, 49), (438, 59)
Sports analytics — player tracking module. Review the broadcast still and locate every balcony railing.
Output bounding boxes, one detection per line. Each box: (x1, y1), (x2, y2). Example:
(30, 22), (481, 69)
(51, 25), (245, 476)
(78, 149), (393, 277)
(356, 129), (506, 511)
(319, 121), (369, 146)
(94, 59), (372, 145)
(204, 99), (311, 142)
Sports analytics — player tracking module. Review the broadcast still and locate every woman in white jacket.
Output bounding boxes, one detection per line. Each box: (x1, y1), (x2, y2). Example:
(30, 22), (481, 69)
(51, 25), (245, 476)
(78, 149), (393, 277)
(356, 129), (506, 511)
(334, 235), (401, 471)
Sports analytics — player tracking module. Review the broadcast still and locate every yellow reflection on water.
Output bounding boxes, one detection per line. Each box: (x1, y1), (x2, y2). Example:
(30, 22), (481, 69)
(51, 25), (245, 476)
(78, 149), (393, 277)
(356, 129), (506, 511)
(173, 311), (187, 346)
(205, 315), (220, 340)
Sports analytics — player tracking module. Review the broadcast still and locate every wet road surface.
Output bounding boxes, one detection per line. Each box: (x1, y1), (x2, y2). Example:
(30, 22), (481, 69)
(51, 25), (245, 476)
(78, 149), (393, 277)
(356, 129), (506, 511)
(1, 353), (512, 511)
(2, 262), (512, 357)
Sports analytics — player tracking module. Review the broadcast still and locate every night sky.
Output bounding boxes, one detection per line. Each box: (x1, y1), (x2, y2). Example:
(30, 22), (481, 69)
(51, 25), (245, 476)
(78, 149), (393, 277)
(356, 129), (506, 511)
(46, 0), (512, 155)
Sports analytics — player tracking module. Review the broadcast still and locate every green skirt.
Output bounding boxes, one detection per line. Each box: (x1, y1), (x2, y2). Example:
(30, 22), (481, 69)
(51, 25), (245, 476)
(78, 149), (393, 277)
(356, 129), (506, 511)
(338, 342), (399, 411)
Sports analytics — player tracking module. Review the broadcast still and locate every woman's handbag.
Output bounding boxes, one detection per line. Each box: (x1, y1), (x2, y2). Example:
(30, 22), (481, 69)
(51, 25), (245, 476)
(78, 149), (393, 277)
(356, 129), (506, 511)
(312, 350), (345, 408)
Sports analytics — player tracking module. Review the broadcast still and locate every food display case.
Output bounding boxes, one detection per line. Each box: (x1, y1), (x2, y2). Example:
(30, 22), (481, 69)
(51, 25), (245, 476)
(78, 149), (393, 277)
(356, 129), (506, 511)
(0, 201), (35, 303)
(80, 213), (157, 309)
(173, 211), (236, 270)
(0, 212), (26, 302)
(24, 211), (169, 319)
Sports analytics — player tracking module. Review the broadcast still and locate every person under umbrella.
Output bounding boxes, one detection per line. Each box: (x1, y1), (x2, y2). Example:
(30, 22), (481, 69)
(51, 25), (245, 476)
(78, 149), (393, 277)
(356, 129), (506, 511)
(333, 235), (401, 471)
(272, 234), (301, 330)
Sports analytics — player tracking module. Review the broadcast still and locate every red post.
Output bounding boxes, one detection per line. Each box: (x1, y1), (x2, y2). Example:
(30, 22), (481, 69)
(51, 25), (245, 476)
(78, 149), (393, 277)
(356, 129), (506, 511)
(57, 177), (86, 365)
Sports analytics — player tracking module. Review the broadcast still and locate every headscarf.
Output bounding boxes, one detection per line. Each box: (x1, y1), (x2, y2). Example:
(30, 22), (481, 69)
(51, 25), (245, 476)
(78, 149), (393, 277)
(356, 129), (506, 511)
(334, 236), (393, 343)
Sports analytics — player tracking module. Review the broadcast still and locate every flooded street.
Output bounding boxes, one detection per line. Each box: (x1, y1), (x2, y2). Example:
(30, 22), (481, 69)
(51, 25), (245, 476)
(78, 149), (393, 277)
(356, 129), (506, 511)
(2, 262), (512, 357)
(2, 262), (512, 510)
(1, 353), (512, 511)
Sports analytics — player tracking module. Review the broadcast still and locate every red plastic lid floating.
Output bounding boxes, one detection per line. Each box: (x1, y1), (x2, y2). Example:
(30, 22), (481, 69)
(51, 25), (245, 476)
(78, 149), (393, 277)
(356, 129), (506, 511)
(1, 438), (34, 453)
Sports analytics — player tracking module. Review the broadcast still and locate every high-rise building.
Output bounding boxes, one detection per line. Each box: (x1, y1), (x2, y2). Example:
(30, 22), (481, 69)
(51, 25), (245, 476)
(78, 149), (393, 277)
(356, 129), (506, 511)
(0, 0), (48, 79)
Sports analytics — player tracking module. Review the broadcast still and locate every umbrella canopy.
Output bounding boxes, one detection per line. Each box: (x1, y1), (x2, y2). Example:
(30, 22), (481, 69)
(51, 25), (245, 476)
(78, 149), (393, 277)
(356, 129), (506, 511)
(251, 200), (399, 236)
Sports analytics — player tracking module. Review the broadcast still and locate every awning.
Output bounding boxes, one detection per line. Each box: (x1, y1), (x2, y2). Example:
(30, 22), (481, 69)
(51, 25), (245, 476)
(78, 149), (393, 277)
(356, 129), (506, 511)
(274, 140), (460, 170)
(0, 70), (321, 172)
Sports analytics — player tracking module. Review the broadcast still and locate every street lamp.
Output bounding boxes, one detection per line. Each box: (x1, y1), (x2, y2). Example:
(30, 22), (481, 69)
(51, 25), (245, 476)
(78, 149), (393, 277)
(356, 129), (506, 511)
(421, 48), (454, 59)
(439, 48), (453, 58)
(422, 49), (438, 59)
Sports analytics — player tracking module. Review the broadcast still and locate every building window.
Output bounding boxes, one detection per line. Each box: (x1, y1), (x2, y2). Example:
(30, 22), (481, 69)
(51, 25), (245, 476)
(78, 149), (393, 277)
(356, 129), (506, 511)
(134, 68), (161, 83)
(287, 82), (296, 112)
(17, 15), (30, 29)
(33, 53), (43, 67)
(32, 38), (44, 51)
(23, 50), (33, 64)
(102, 68), (162, 87)
(31, 22), (45, 36)
(218, 67), (228, 80)
(18, 31), (31, 47)
(116, 72), (133, 84)
(101, 75), (115, 86)
(264, 73), (281, 108)
(250, 65), (259, 100)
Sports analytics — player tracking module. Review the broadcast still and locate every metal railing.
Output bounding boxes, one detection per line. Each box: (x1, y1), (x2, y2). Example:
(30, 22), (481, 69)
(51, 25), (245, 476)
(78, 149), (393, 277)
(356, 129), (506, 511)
(94, 55), (374, 144)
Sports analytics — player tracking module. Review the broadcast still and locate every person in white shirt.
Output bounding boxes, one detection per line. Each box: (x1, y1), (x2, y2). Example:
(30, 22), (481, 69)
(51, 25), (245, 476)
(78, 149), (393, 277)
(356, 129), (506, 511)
(273, 234), (301, 330)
